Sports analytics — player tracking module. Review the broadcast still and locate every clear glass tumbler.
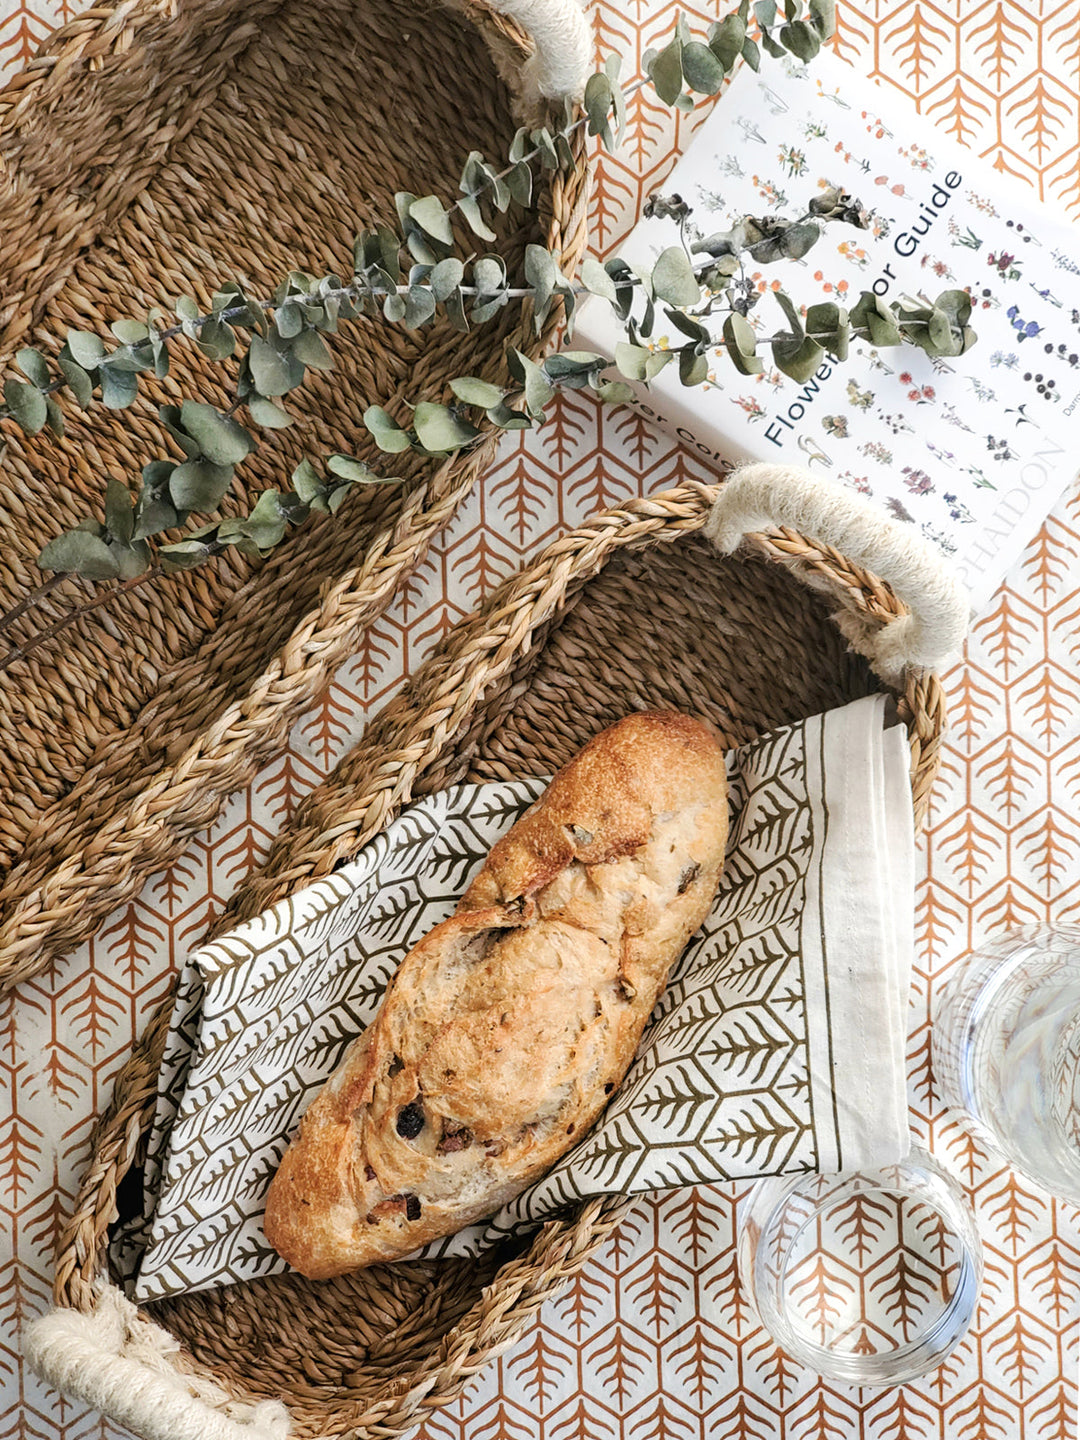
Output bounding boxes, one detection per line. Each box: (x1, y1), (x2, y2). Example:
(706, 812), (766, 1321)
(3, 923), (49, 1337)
(736, 1149), (982, 1385)
(933, 923), (1080, 1205)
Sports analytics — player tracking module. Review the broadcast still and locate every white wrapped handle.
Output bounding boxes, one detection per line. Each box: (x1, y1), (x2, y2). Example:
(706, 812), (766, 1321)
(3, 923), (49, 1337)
(24, 1285), (289, 1440)
(484, 0), (591, 101)
(705, 463), (970, 682)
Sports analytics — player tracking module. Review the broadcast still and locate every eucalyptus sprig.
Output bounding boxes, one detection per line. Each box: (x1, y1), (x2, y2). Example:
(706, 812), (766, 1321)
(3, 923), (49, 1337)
(0, 0), (977, 670)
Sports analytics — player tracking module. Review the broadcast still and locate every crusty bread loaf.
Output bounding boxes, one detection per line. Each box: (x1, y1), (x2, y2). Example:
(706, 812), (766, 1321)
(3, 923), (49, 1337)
(263, 711), (728, 1278)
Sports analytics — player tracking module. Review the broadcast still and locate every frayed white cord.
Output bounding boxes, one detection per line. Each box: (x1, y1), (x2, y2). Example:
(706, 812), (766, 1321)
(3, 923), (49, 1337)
(24, 1283), (290, 1440)
(705, 463), (971, 683)
(484, 0), (591, 100)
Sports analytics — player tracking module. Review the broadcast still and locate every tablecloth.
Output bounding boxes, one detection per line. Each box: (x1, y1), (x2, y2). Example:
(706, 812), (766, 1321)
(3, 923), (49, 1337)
(3, 1), (1080, 1436)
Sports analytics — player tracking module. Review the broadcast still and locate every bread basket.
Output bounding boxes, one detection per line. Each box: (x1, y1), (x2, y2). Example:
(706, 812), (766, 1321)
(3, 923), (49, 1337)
(0, 0), (591, 994)
(33, 465), (963, 1440)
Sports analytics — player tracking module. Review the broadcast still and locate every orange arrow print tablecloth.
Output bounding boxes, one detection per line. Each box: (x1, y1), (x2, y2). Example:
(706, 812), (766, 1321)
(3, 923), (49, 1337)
(3, 1), (1080, 1437)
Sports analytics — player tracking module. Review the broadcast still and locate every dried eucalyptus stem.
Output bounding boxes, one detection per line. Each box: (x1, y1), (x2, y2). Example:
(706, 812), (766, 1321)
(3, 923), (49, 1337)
(0, 0), (977, 669)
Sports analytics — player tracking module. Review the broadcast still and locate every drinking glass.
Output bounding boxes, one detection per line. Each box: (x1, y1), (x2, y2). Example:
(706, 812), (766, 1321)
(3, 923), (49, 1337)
(736, 1148), (982, 1385)
(933, 923), (1080, 1206)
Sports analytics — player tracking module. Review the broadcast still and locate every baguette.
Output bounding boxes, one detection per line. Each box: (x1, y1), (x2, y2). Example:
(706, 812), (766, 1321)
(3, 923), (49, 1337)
(263, 710), (728, 1278)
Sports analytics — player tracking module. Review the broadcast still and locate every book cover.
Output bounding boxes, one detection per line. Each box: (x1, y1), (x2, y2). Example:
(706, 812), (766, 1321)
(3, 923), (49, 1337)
(576, 50), (1080, 614)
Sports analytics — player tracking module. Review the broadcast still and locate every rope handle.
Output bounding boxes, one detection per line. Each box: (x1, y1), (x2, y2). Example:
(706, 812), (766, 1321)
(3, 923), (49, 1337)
(24, 1284), (289, 1440)
(484, 0), (591, 101)
(705, 463), (971, 682)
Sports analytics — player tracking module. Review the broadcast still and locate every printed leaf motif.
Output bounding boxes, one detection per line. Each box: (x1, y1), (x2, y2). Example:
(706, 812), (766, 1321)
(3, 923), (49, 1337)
(667, 1324), (731, 1408)
(587, 1325), (653, 1406)
(968, 2), (1030, 85)
(1023, 1241), (1080, 1327)
(926, 76), (993, 145)
(982, 1170), (1047, 1250)
(507, 1329), (573, 1408)
(882, 3), (949, 84)
(625, 1255), (691, 1336)
(972, 593), (1038, 677)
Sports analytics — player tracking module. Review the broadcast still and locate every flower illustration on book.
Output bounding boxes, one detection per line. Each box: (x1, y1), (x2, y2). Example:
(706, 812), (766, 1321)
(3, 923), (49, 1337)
(990, 351), (1020, 370)
(966, 377), (997, 403)
(897, 142), (934, 171)
(860, 111), (893, 140)
(1053, 249), (1080, 275)
(812, 270), (850, 298)
(876, 409), (913, 434)
(1029, 283), (1063, 309)
(804, 120), (828, 140)
(966, 189), (999, 216)
(874, 174), (906, 196)
(1005, 218), (1040, 247)
(778, 143), (808, 177)
(1007, 304), (1042, 340)
(735, 394), (767, 422)
(846, 380), (875, 410)
(964, 464), (998, 490)
(859, 439), (894, 465)
(839, 470), (873, 496)
(986, 435), (1017, 461)
(921, 522), (958, 555)
(988, 251), (1022, 281)
(900, 374), (936, 405)
(837, 238), (870, 268)
(921, 254), (955, 282)
(941, 403), (975, 433)
(902, 466), (934, 495)
(942, 493), (974, 523)
(972, 286), (1001, 312)
(886, 497), (915, 523)
(821, 414), (849, 438)
(947, 219), (983, 250)
(926, 442), (959, 467)
(753, 175), (788, 207)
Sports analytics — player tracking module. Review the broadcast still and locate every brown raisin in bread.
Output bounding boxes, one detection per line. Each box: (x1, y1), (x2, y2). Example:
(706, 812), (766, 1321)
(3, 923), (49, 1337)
(263, 710), (728, 1278)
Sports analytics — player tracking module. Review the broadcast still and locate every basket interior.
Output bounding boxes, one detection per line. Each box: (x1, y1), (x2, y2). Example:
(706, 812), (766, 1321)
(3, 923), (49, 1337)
(0, 0), (545, 875)
(142, 529), (881, 1429)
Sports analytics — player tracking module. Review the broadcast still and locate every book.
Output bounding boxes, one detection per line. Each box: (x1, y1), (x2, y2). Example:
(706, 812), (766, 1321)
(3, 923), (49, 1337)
(576, 50), (1080, 614)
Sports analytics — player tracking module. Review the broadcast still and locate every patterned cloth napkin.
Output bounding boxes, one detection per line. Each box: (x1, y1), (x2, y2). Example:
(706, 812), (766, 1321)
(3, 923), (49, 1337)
(112, 694), (914, 1301)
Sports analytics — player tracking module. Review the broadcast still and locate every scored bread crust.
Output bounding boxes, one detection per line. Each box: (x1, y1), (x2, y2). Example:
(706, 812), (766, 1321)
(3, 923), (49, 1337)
(263, 711), (729, 1278)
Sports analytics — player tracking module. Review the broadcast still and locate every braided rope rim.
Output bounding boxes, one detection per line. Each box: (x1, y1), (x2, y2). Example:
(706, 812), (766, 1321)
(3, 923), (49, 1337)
(0, 0), (591, 996)
(55, 480), (947, 1438)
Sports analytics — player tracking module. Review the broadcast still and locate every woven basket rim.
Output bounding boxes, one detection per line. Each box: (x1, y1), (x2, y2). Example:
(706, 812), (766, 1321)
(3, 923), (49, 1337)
(54, 479), (948, 1439)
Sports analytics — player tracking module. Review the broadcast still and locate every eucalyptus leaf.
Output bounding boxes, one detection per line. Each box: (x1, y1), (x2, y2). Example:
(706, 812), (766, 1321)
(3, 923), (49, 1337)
(507, 349), (554, 415)
(132, 495), (177, 541)
(430, 259), (465, 303)
(779, 18), (821, 60)
(364, 405), (414, 453)
(98, 362), (138, 410)
(276, 301), (303, 339)
(809, 0), (836, 36)
(180, 401), (254, 465)
(159, 539), (213, 573)
(111, 320), (148, 345)
(649, 37), (684, 105)
(614, 342), (651, 381)
(525, 244), (559, 326)
(169, 459), (234, 512)
(112, 538), (153, 580)
(412, 401), (479, 453)
(244, 489), (289, 549)
(681, 40), (725, 93)
(678, 346), (710, 386)
(741, 33), (761, 69)
(779, 221), (822, 259)
(486, 402), (531, 430)
(772, 333), (824, 382)
(290, 329), (333, 370)
(3, 380), (47, 434)
(595, 379), (635, 403)
(651, 247), (701, 307)
(43, 397), (64, 437)
(249, 334), (301, 396)
(458, 195), (497, 242)
(66, 331), (105, 370)
(450, 376), (505, 408)
(722, 313), (764, 375)
(15, 348), (50, 389)
(175, 297), (200, 323)
(58, 356), (94, 408)
(508, 160), (533, 207)
(409, 195), (454, 248)
(709, 12), (746, 67)
(248, 397), (294, 429)
(105, 477), (134, 545)
(383, 293), (407, 323)
(38, 529), (119, 580)
(402, 285), (436, 328)
(580, 256), (618, 302)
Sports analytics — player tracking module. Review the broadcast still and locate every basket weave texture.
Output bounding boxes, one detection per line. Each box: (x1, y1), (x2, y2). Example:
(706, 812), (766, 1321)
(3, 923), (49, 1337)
(57, 481), (947, 1439)
(0, 0), (589, 994)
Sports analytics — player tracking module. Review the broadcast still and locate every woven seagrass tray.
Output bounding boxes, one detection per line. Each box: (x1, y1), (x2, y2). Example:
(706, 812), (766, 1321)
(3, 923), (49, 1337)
(42, 469), (959, 1440)
(0, 0), (590, 993)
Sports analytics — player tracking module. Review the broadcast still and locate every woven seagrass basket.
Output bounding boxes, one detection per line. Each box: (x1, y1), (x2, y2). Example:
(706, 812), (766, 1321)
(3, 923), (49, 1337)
(0, 0), (590, 994)
(40, 468), (959, 1440)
